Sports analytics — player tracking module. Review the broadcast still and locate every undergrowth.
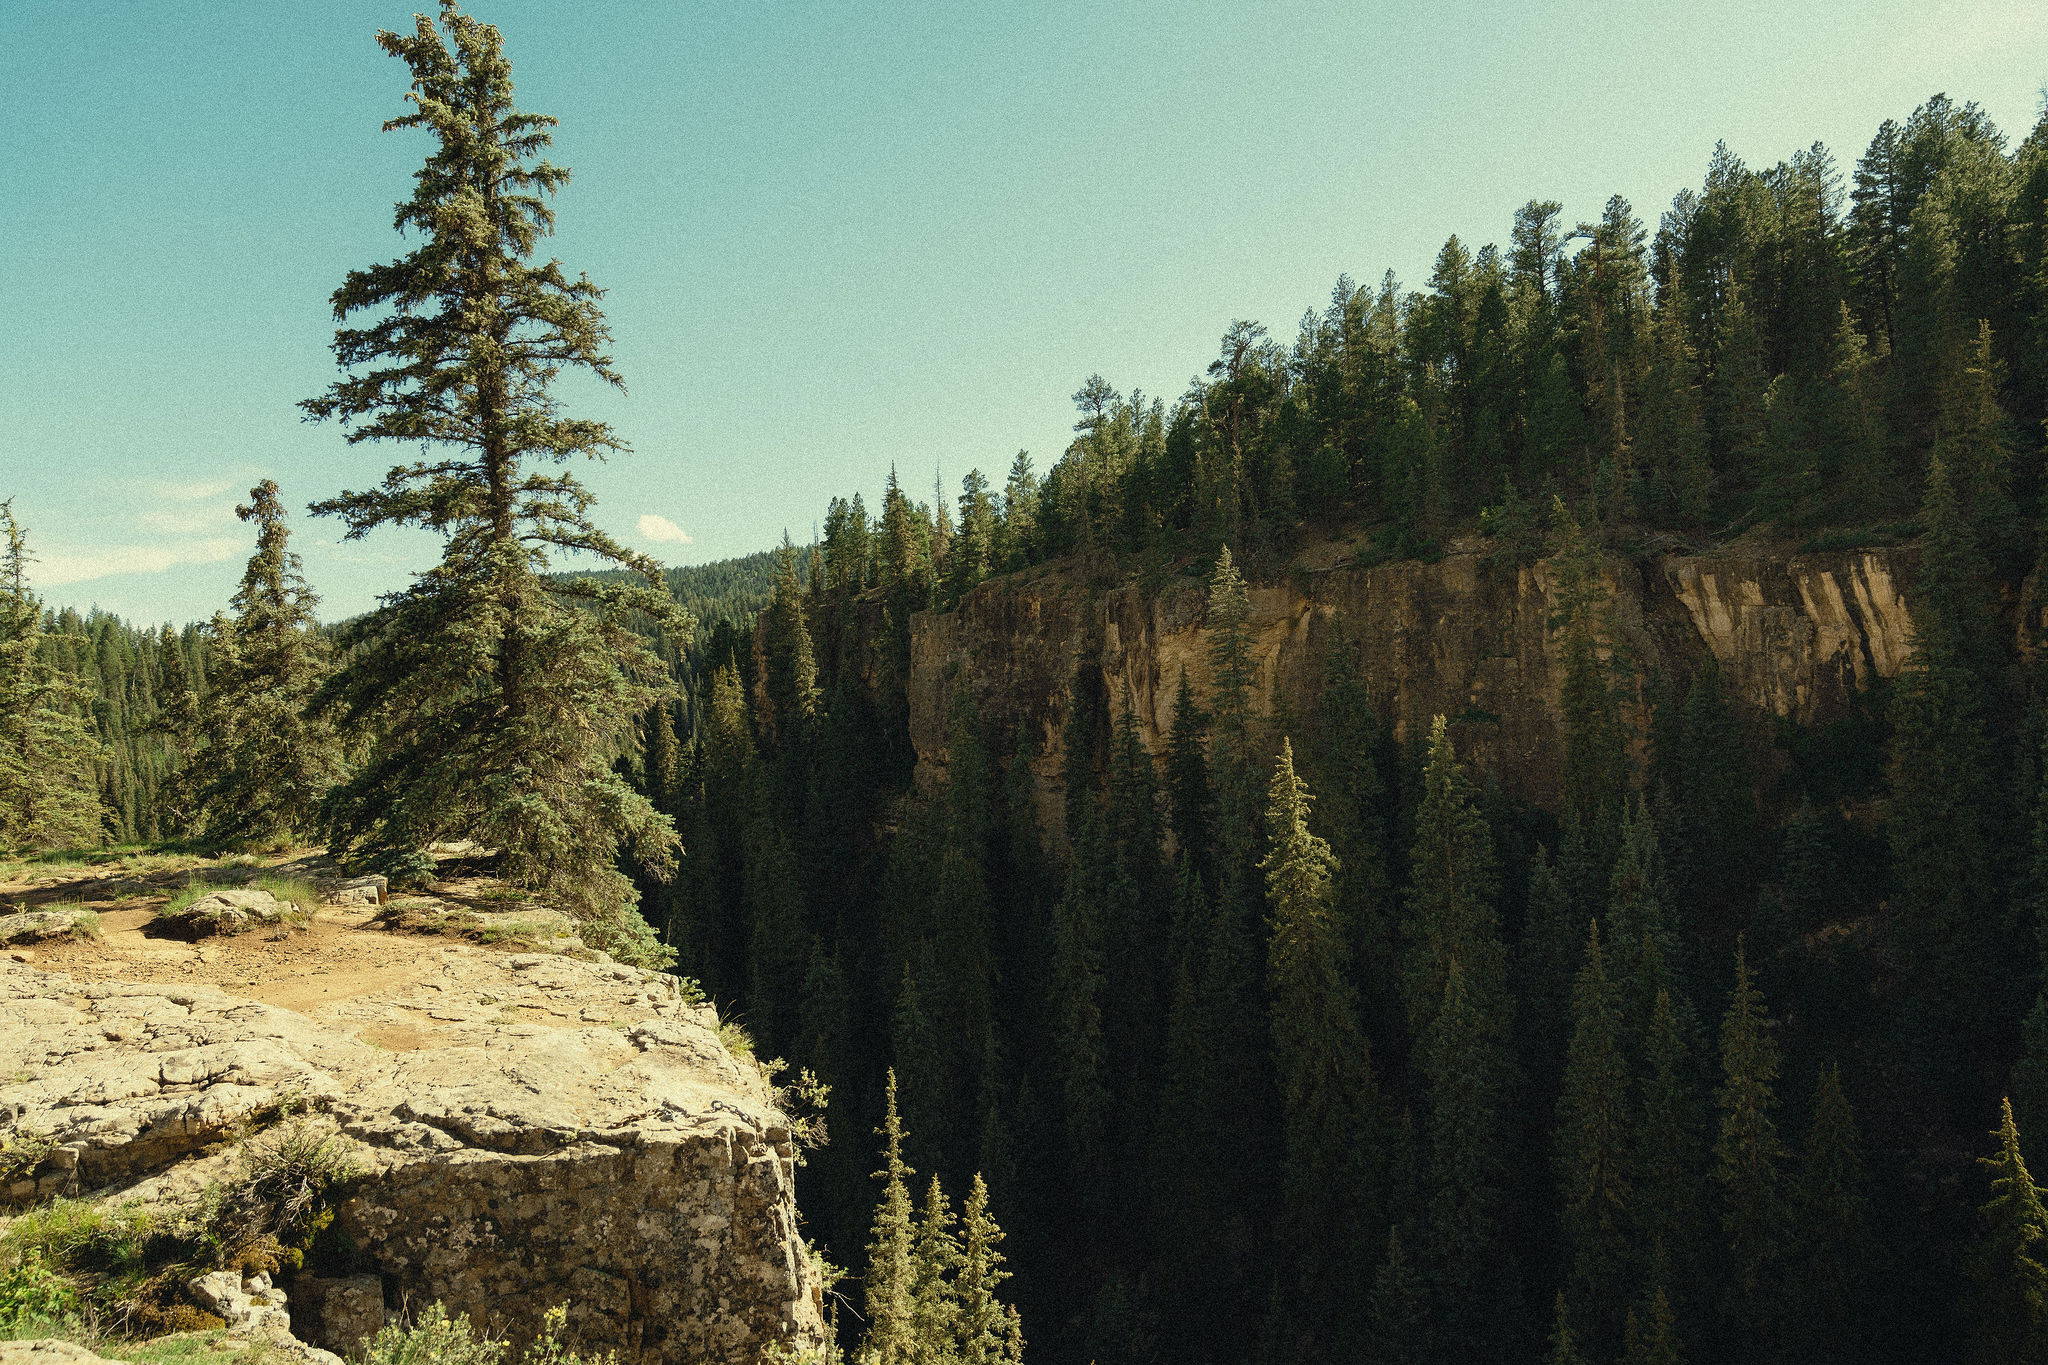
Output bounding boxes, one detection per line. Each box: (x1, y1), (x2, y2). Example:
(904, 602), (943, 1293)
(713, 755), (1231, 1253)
(0, 1114), (362, 1340)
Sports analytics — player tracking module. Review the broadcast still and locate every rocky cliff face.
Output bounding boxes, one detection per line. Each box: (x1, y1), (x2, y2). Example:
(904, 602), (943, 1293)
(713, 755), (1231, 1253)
(908, 538), (1919, 830)
(1, 940), (826, 1365)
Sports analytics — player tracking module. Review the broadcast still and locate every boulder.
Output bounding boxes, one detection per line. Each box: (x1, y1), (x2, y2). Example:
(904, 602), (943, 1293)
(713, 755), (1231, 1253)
(0, 909), (97, 946)
(322, 876), (387, 909)
(158, 889), (290, 939)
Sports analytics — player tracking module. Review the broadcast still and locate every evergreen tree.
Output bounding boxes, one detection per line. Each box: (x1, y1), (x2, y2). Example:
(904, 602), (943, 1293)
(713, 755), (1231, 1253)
(1421, 957), (1520, 1362)
(862, 1072), (918, 1365)
(1633, 987), (1705, 1304)
(1367, 1227), (1429, 1365)
(1974, 1098), (2048, 1365)
(188, 481), (340, 848)
(1544, 1292), (1586, 1365)
(764, 531), (819, 741)
(1555, 920), (1633, 1355)
(1404, 716), (1507, 1046)
(302, 1), (683, 962)
(1888, 453), (2015, 1085)
(1164, 668), (1215, 889)
(1713, 940), (1787, 1348)
(1791, 1063), (1873, 1359)
(957, 1174), (1026, 1365)
(1262, 738), (1384, 1360)
(1621, 1288), (1682, 1365)
(910, 1176), (964, 1360)
(0, 502), (101, 851)
(1547, 498), (1625, 863)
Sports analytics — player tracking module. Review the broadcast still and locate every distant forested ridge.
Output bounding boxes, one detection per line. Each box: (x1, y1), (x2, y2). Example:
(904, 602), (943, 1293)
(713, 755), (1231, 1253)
(9, 553), (779, 848)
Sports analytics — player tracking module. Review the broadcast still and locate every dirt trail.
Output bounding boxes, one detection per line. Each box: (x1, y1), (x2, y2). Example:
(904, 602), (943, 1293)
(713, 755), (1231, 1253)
(2, 850), (572, 1026)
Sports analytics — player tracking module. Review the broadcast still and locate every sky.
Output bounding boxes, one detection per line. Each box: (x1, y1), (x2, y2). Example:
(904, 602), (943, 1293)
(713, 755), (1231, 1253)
(5, 1), (2048, 625)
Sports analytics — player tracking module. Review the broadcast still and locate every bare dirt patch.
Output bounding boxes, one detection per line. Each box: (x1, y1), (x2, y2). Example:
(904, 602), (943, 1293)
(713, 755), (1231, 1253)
(1, 848), (593, 1032)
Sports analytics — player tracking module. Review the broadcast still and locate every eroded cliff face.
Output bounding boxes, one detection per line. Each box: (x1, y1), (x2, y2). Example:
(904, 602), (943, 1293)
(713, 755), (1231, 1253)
(909, 539), (1919, 833)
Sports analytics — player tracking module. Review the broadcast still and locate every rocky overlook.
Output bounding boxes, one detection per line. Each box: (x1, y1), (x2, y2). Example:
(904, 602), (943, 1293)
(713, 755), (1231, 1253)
(0, 858), (826, 1365)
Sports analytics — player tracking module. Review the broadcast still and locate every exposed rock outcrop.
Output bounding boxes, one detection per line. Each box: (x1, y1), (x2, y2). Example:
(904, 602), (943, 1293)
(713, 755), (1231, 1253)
(155, 889), (296, 940)
(1, 945), (826, 1365)
(909, 539), (1918, 833)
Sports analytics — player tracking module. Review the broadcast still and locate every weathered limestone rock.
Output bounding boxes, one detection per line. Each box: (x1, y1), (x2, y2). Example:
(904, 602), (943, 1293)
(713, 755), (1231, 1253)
(321, 875), (387, 908)
(0, 951), (825, 1365)
(0, 909), (97, 947)
(292, 1274), (386, 1358)
(187, 1269), (291, 1335)
(158, 889), (292, 939)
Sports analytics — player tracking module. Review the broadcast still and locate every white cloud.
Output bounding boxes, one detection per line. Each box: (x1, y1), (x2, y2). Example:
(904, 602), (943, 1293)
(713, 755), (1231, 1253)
(32, 538), (241, 588)
(638, 514), (692, 544)
(151, 479), (235, 502)
(140, 502), (238, 535)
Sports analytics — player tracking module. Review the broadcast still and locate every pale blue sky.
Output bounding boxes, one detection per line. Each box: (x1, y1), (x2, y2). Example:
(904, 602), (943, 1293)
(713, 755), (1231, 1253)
(5, 0), (2046, 623)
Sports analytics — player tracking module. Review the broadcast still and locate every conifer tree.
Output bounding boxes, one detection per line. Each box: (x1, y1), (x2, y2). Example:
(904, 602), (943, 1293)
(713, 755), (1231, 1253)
(1544, 1292), (1586, 1365)
(1713, 941), (1786, 1347)
(189, 481), (341, 848)
(1205, 546), (1260, 851)
(641, 699), (680, 818)
(1633, 986), (1705, 1301)
(1368, 1227), (1429, 1365)
(861, 1072), (918, 1365)
(911, 1176), (964, 1357)
(1974, 1098), (2048, 1365)
(302, 2), (683, 962)
(1312, 641), (1397, 1034)
(1520, 845), (1582, 1093)
(1888, 453), (2014, 1080)
(1164, 668), (1215, 888)
(1422, 957), (1521, 1363)
(1547, 499), (1625, 865)
(1404, 716), (1507, 1045)
(764, 532), (819, 741)
(1555, 920), (1633, 1354)
(0, 502), (102, 852)
(957, 1174), (1026, 1365)
(893, 963), (951, 1176)
(1049, 814), (1111, 1197)
(1621, 1288), (1682, 1365)
(1792, 1063), (1873, 1357)
(1262, 738), (1384, 1359)
(1676, 662), (1756, 930)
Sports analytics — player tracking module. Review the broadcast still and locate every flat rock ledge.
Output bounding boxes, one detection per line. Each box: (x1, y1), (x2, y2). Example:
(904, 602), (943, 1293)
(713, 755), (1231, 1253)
(0, 952), (826, 1365)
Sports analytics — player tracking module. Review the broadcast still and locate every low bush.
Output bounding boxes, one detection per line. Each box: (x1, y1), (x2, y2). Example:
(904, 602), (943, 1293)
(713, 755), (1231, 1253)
(359, 1304), (617, 1365)
(251, 878), (319, 920)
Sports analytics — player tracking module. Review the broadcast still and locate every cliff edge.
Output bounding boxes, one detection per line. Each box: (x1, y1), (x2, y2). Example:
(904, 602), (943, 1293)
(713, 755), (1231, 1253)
(0, 860), (826, 1365)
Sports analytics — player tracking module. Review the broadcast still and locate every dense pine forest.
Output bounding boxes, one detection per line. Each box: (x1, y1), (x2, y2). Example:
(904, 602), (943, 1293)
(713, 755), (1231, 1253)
(7, 2), (2048, 1359)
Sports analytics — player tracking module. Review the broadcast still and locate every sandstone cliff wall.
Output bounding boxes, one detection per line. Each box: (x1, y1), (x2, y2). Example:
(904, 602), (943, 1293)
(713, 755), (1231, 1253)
(908, 541), (1919, 837)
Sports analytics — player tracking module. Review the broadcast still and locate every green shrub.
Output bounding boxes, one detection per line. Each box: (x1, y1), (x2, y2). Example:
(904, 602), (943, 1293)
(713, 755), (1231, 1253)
(2, 1198), (157, 1279)
(359, 1303), (505, 1365)
(0, 1248), (83, 1339)
(252, 877), (320, 920)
